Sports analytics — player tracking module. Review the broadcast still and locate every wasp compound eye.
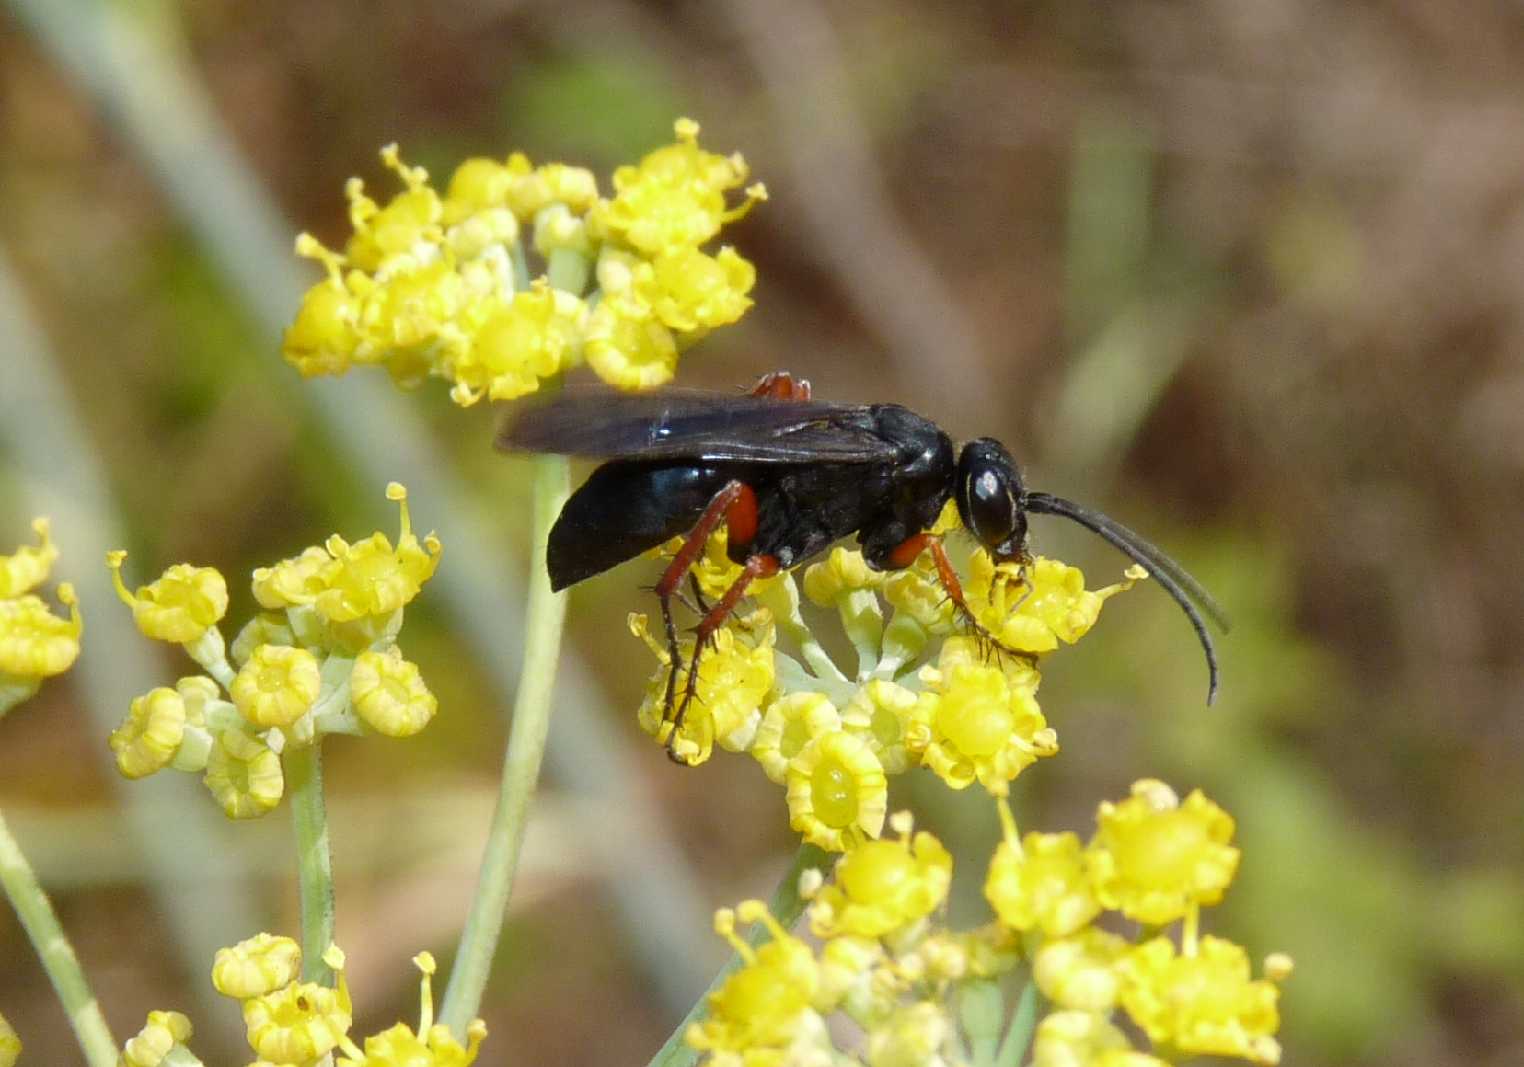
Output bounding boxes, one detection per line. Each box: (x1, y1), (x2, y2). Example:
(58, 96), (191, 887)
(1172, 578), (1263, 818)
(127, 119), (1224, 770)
(956, 438), (1024, 552)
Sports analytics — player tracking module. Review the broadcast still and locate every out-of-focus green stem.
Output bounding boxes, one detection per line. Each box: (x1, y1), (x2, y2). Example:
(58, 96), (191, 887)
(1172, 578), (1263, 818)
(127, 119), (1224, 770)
(994, 977), (1040, 1067)
(0, 810), (117, 1066)
(288, 743), (335, 984)
(648, 843), (829, 1067)
(439, 453), (570, 1036)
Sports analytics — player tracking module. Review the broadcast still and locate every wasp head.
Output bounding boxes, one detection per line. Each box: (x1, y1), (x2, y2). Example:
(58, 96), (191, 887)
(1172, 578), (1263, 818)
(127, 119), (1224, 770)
(955, 438), (1029, 562)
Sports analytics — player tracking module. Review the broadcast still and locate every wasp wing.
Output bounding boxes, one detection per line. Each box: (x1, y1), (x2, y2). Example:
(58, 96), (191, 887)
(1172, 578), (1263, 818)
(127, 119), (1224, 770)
(498, 387), (902, 464)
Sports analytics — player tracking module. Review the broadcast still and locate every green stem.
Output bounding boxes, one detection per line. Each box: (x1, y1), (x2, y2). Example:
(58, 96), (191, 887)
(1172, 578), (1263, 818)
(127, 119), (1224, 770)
(648, 842), (829, 1067)
(288, 742), (335, 984)
(994, 976), (1040, 1067)
(0, 809), (117, 1066)
(439, 453), (570, 1036)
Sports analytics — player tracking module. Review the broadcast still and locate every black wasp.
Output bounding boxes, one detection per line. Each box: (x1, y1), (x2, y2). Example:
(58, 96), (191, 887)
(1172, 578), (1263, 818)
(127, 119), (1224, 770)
(500, 371), (1228, 761)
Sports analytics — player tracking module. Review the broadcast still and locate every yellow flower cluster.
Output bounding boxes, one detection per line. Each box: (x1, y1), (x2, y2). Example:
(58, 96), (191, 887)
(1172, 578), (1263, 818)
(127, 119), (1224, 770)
(283, 118), (765, 402)
(106, 484), (443, 818)
(0, 518), (82, 717)
(186, 936), (486, 1066)
(689, 788), (1289, 1066)
(994, 780), (1289, 1065)
(631, 510), (1139, 851)
(689, 813), (972, 1066)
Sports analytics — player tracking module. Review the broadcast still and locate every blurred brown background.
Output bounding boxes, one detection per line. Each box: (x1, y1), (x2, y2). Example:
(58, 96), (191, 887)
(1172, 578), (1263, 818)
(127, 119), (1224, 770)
(1, 1), (1522, 1064)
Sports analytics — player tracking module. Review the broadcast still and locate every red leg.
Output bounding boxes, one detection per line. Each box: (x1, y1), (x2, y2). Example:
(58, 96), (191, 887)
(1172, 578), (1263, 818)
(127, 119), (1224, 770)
(750, 370), (812, 401)
(886, 533), (1036, 665)
(668, 553), (781, 763)
(654, 480), (761, 722)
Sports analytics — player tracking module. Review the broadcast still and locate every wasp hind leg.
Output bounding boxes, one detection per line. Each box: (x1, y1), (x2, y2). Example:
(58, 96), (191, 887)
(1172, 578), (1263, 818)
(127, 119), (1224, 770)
(668, 553), (781, 764)
(652, 479), (766, 761)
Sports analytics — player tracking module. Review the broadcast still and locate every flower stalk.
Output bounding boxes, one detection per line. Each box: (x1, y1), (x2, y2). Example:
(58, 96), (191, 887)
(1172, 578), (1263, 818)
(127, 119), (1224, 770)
(288, 742), (335, 984)
(440, 451), (571, 1036)
(0, 810), (117, 1066)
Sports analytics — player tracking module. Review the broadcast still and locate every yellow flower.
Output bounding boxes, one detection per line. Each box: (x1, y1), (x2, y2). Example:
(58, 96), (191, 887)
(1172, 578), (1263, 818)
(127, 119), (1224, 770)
(786, 730), (888, 852)
(204, 730), (284, 819)
(1033, 927), (1130, 1013)
(120, 1010), (192, 1067)
(336, 952), (488, 1067)
(1032, 1011), (1165, 1067)
(802, 547), (884, 605)
(351, 647), (438, 737)
(841, 679), (927, 775)
(108, 552), (228, 644)
(230, 613), (297, 666)
(110, 687), (189, 779)
(882, 553), (954, 632)
(212, 933), (303, 999)
(282, 265), (363, 377)
(814, 935), (883, 1015)
(967, 554), (1138, 655)
(918, 638), (1056, 796)
(231, 644), (321, 729)
(984, 830), (1100, 939)
(252, 546), (332, 611)
(750, 691), (840, 784)
(809, 818), (952, 939)
(687, 901), (825, 1061)
(583, 299), (678, 390)
(452, 284), (587, 403)
(646, 246), (755, 332)
(503, 157), (599, 220)
(314, 484), (442, 624)
(0, 518), (58, 597)
(0, 1012), (18, 1067)
(597, 118), (765, 256)
(343, 145), (444, 272)
(1118, 935), (1285, 1064)
(865, 1001), (951, 1067)
(1086, 780), (1240, 925)
(0, 584), (82, 681)
(244, 978), (353, 1065)
(633, 612), (775, 765)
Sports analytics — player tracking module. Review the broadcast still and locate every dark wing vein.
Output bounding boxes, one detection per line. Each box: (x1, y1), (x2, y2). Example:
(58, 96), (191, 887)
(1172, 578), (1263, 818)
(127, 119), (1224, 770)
(498, 388), (899, 464)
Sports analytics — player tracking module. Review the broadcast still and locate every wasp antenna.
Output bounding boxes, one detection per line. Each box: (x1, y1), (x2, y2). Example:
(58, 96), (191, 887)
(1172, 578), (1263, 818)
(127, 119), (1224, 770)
(1024, 491), (1227, 705)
